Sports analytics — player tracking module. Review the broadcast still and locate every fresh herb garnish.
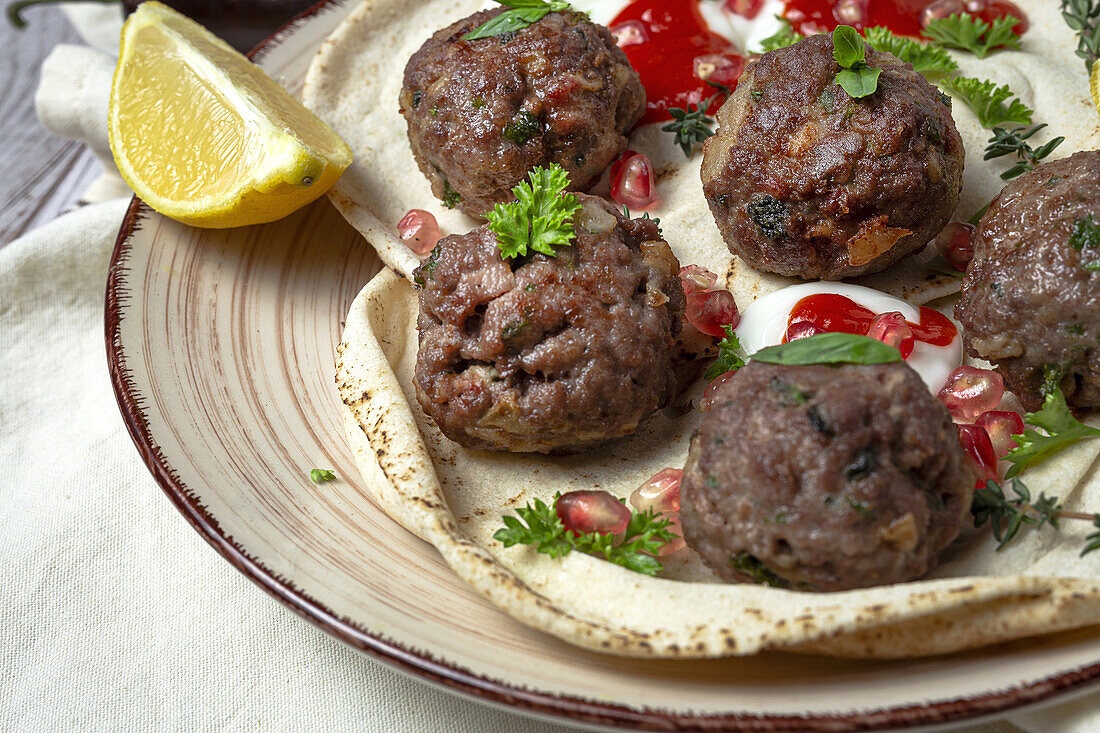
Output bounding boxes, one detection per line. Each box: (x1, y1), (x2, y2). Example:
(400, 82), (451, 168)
(705, 325), (746, 382)
(832, 25), (881, 99)
(750, 332), (902, 367)
(1004, 388), (1100, 478)
(488, 163), (581, 259)
(663, 99), (716, 158)
(1061, 0), (1100, 72)
(441, 178), (461, 209)
(973, 477), (1100, 555)
(938, 76), (1032, 128)
(463, 0), (574, 41)
(730, 552), (788, 587)
(310, 469), (336, 483)
(862, 26), (958, 79)
(756, 16), (803, 53)
(984, 124), (1065, 180)
(1070, 214), (1100, 250)
(494, 494), (678, 576)
(923, 12), (1021, 59)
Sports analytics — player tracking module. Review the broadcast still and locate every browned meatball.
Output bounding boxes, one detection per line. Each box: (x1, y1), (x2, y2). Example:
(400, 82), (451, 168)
(955, 151), (1100, 412)
(413, 194), (684, 453)
(679, 361), (974, 592)
(700, 34), (964, 280)
(399, 10), (645, 219)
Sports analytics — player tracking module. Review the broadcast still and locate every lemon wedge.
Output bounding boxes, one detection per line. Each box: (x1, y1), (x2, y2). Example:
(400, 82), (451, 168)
(108, 1), (352, 228)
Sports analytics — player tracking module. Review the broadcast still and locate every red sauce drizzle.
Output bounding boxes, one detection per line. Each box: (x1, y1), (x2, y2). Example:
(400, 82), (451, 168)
(783, 0), (1028, 38)
(785, 293), (957, 347)
(610, 0), (745, 124)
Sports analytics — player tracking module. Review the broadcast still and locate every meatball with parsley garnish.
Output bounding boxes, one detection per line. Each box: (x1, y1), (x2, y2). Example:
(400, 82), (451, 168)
(955, 151), (1100, 412)
(701, 29), (964, 280)
(679, 352), (974, 592)
(399, 5), (645, 219)
(413, 166), (685, 453)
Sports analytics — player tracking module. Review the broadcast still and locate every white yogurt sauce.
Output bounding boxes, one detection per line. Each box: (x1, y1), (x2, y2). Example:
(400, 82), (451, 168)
(735, 283), (963, 393)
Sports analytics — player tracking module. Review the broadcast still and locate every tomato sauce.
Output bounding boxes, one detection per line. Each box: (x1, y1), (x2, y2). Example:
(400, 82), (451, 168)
(610, 0), (745, 124)
(785, 293), (956, 349)
(783, 0), (1028, 38)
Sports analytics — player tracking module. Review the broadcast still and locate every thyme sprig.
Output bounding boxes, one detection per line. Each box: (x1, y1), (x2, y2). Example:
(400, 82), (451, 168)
(973, 478), (1100, 555)
(663, 98), (717, 158)
(1061, 0), (1100, 73)
(984, 124), (1066, 180)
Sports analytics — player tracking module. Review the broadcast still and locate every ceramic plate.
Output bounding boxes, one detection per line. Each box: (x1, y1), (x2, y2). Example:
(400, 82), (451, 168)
(106, 1), (1100, 729)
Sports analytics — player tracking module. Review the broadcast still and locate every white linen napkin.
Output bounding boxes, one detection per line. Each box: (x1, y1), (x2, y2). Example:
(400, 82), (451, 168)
(12, 8), (1096, 731)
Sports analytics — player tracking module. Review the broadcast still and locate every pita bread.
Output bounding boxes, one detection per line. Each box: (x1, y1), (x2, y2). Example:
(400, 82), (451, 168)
(309, 0), (1100, 657)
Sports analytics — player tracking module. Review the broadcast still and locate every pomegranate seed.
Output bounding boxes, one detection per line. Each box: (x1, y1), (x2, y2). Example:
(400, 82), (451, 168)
(935, 222), (975, 272)
(785, 320), (824, 342)
(610, 20), (648, 48)
(692, 54), (744, 90)
(556, 490), (631, 535)
(923, 0), (1027, 33)
(723, 0), (765, 19)
(686, 288), (740, 337)
(833, 0), (868, 25)
(657, 516), (686, 557)
(610, 151), (658, 211)
(866, 311), (915, 359)
(397, 209), (441, 256)
(630, 468), (683, 515)
(938, 366), (1005, 422)
(921, 0), (966, 26)
(976, 410), (1026, 458)
(702, 371), (736, 411)
(958, 423), (999, 485)
(678, 264), (718, 296)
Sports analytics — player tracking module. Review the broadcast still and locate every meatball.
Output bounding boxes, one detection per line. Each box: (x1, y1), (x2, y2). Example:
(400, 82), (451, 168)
(956, 151), (1100, 411)
(399, 10), (645, 219)
(679, 361), (974, 591)
(413, 194), (684, 453)
(700, 34), (964, 280)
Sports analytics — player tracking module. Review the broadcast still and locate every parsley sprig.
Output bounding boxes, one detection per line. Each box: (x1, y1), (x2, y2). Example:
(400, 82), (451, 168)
(984, 124), (1065, 180)
(464, 0), (574, 41)
(663, 100), (716, 157)
(863, 26), (958, 78)
(488, 164), (581, 259)
(973, 478), (1100, 555)
(938, 76), (1032, 128)
(923, 12), (1022, 59)
(1004, 389), (1100, 478)
(494, 494), (678, 576)
(832, 25), (881, 98)
(1062, 0), (1100, 72)
(705, 325), (745, 381)
(756, 16), (803, 53)
(310, 469), (336, 483)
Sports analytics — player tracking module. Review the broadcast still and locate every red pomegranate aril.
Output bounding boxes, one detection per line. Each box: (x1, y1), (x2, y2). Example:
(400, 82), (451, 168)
(686, 288), (740, 337)
(629, 468), (683, 514)
(397, 209), (441, 255)
(702, 370), (736, 410)
(834, 0), (868, 24)
(958, 423), (999, 485)
(692, 54), (744, 90)
(610, 20), (648, 48)
(610, 151), (658, 211)
(976, 410), (1025, 458)
(657, 516), (687, 557)
(866, 311), (915, 359)
(723, 0), (765, 19)
(679, 264), (718, 296)
(921, 0), (965, 24)
(938, 365), (1005, 422)
(785, 320), (824, 342)
(556, 490), (631, 535)
(935, 222), (975, 272)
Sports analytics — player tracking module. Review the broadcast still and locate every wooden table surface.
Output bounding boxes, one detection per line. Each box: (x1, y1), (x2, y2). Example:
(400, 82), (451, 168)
(1, 6), (105, 247)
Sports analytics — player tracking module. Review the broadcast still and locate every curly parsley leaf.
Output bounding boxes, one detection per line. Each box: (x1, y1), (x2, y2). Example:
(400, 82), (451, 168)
(1004, 389), (1100, 478)
(923, 12), (1022, 59)
(310, 469), (336, 483)
(757, 16), (803, 52)
(494, 494), (677, 576)
(832, 25), (880, 98)
(938, 76), (1032, 128)
(706, 324), (746, 382)
(862, 26), (958, 78)
(488, 164), (581, 259)
(984, 124), (1065, 180)
(751, 332), (902, 367)
(464, 0), (574, 40)
(663, 100), (716, 158)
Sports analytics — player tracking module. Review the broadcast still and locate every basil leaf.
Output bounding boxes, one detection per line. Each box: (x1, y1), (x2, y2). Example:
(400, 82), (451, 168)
(836, 66), (882, 98)
(464, 8), (548, 39)
(832, 25), (866, 67)
(750, 332), (902, 366)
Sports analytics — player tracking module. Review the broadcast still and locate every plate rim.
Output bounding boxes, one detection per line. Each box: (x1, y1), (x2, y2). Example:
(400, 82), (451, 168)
(103, 2), (1100, 729)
